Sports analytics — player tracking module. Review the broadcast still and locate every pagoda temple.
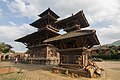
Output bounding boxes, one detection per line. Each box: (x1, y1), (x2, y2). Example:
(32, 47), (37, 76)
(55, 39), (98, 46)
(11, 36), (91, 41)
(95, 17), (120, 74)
(15, 8), (104, 77)
(15, 8), (60, 65)
(44, 10), (104, 77)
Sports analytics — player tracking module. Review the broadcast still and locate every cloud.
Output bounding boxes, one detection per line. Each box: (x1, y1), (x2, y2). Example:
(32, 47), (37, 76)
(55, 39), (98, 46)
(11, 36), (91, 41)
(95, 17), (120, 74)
(1, 0), (120, 51)
(2, 0), (8, 3)
(96, 25), (120, 44)
(9, 21), (16, 26)
(2, 0), (38, 19)
(3, 0), (120, 20)
(0, 23), (37, 52)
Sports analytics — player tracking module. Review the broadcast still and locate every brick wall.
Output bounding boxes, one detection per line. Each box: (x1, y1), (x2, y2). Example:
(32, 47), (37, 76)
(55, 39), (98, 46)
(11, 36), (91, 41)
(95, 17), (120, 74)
(0, 67), (15, 74)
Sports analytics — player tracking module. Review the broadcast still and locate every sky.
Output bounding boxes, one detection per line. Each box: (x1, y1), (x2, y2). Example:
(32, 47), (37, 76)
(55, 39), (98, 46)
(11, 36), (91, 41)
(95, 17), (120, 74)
(0, 0), (120, 52)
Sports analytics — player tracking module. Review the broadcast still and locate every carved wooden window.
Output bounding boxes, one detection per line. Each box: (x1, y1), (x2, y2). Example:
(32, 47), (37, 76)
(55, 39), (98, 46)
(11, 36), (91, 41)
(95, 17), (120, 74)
(61, 55), (69, 64)
(75, 55), (82, 64)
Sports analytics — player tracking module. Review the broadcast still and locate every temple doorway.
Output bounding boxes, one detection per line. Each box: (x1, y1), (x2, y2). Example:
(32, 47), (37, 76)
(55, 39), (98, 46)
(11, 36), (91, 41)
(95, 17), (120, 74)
(5, 55), (9, 59)
(1, 55), (3, 60)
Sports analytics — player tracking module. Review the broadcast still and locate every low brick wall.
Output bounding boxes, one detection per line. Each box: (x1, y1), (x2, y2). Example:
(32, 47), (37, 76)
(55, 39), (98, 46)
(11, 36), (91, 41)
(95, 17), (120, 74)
(0, 67), (15, 74)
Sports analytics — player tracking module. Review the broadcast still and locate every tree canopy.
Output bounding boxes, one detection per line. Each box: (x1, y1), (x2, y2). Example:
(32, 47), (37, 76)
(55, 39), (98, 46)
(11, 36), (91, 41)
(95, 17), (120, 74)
(0, 42), (13, 53)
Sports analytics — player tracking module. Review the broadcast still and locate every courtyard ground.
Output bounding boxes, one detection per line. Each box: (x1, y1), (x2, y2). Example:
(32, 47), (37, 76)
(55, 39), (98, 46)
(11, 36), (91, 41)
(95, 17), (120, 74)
(0, 61), (120, 80)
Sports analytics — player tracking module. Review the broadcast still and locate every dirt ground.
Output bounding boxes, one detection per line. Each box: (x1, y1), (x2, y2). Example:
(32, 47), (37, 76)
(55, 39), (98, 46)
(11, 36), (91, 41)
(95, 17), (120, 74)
(0, 61), (120, 80)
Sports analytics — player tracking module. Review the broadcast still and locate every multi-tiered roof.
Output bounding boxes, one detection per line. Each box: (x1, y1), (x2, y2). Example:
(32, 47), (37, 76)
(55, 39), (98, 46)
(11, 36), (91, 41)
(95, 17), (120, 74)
(44, 10), (100, 49)
(15, 8), (100, 50)
(30, 8), (60, 31)
(15, 8), (60, 47)
(54, 10), (89, 32)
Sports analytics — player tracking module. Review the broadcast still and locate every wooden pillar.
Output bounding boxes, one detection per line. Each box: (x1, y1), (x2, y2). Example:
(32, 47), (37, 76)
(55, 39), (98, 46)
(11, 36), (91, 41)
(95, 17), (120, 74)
(82, 49), (91, 68)
(60, 55), (62, 64)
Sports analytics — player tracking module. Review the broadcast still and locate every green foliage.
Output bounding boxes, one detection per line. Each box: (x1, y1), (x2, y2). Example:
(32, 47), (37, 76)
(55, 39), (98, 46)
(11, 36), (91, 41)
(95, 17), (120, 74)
(92, 54), (119, 60)
(0, 42), (13, 54)
(93, 45), (120, 60)
(98, 47), (103, 54)
(108, 45), (117, 54)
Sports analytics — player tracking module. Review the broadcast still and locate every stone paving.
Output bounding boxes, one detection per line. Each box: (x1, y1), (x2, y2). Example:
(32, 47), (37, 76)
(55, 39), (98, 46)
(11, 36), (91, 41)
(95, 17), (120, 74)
(0, 61), (120, 80)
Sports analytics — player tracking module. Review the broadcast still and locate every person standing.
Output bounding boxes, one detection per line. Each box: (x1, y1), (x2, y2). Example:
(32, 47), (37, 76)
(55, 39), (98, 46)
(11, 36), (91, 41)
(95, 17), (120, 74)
(15, 57), (18, 64)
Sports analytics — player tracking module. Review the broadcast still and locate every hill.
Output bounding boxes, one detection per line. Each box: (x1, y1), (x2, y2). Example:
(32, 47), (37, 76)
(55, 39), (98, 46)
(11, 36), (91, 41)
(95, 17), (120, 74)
(110, 40), (120, 46)
(102, 40), (120, 47)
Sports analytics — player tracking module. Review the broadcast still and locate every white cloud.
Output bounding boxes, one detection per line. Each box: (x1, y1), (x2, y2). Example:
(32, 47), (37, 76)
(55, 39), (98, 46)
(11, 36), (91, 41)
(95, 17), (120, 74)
(0, 23), (37, 52)
(96, 25), (120, 44)
(1, 0), (120, 51)
(3, 0), (120, 21)
(9, 22), (16, 26)
(3, 0), (38, 19)
(2, 0), (8, 3)
(84, 0), (118, 25)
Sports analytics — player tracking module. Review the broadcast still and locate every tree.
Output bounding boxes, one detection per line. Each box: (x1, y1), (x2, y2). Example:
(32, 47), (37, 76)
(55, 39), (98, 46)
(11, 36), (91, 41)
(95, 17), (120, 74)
(108, 45), (118, 60)
(0, 42), (13, 53)
(108, 45), (117, 54)
(98, 47), (103, 54)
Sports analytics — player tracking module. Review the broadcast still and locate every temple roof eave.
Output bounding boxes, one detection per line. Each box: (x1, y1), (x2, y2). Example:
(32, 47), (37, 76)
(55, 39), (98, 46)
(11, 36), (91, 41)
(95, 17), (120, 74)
(54, 10), (90, 29)
(30, 15), (57, 29)
(15, 29), (60, 43)
(43, 30), (96, 42)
